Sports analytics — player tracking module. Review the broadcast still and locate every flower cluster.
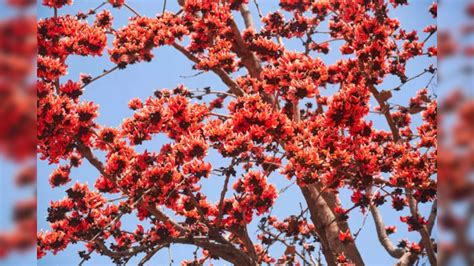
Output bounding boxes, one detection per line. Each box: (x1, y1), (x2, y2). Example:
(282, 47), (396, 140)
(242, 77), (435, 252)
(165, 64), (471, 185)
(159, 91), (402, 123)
(222, 171), (277, 226)
(109, 14), (188, 67)
(261, 52), (328, 103)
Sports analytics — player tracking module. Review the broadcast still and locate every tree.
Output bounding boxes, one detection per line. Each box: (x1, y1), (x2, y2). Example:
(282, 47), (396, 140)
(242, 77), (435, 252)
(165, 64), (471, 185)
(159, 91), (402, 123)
(37, 0), (437, 265)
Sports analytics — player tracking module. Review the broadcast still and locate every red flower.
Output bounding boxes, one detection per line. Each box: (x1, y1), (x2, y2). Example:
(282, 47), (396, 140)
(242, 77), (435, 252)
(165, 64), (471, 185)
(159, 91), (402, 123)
(94, 10), (113, 30)
(385, 225), (397, 235)
(42, 0), (72, 8)
(108, 0), (124, 8)
(339, 230), (353, 244)
(48, 166), (71, 187)
(59, 80), (82, 101)
(429, 2), (437, 18)
(179, 134), (208, 161)
(128, 98), (143, 110)
(409, 243), (422, 254)
(37, 56), (67, 81)
(337, 252), (350, 263)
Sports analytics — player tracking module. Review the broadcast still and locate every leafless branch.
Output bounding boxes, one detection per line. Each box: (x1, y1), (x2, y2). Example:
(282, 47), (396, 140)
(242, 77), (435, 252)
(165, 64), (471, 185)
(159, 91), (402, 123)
(123, 3), (141, 17)
(81, 66), (119, 89)
(138, 244), (165, 266)
(162, 0), (167, 14)
(370, 204), (404, 258)
(240, 4), (254, 29)
(260, 227), (315, 265)
(253, 0), (263, 18)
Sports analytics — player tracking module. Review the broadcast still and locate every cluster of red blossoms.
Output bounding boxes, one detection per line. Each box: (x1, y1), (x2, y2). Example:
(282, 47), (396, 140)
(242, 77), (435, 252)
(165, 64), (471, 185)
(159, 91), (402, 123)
(36, 0), (437, 265)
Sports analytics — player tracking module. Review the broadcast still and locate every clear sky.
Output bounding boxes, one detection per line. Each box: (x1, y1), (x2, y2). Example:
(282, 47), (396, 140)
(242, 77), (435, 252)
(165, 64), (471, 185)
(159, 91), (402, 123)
(32, 1), (439, 265)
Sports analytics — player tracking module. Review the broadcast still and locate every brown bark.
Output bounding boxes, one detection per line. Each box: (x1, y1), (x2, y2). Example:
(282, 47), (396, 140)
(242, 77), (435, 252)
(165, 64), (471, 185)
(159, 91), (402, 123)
(370, 204), (405, 258)
(301, 185), (365, 266)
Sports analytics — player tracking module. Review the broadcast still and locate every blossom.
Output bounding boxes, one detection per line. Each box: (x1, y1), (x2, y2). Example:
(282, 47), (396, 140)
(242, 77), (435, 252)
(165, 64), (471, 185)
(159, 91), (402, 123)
(49, 166), (71, 187)
(385, 225), (397, 235)
(42, 0), (72, 8)
(339, 230), (353, 244)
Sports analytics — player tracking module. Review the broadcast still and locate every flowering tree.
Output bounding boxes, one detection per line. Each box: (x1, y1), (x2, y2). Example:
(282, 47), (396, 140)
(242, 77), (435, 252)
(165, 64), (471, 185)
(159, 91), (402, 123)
(37, 0), (437, 265)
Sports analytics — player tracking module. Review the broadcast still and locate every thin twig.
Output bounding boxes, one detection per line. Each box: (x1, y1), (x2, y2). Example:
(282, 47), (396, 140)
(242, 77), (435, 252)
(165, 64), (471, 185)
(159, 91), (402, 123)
(124, 3), (141, 17)
(81, 66), (119, 89)
(422, 31), (436, 44)
(253, 0), (263, 18)
(191, 89), (237, 98)
(79, 188), (152, 265)
(390, 69), (434, 92)
(179, 71), (205, 78)
(172, 42), (244, 96)
(208, 112), (231, 119)
(168, 246), (173, 266)
(216, 160), (235, 227)
(81, 2), (106, 19)
(162, 0), (167, 14)
(108, 195), (128, 202)
(138, 244), (165, 266)
(260, 228), (314, 265)
(353, 185), (385, 240)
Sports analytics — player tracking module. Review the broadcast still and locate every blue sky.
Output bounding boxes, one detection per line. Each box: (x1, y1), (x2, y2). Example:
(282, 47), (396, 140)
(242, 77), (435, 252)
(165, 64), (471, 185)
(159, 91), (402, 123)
(29, 0), (441, 265)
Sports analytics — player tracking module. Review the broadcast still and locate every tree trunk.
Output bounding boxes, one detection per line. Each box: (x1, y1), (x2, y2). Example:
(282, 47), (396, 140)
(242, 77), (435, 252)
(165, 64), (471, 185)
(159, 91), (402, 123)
(301, 185), (365, 265)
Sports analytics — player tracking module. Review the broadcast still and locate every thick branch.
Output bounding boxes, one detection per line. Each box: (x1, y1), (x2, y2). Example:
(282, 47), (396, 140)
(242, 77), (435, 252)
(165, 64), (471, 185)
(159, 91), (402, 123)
(395, 200), (437, 265)
(300, 185), (365, 266)
(229, 19), (263, 78)
(368, 84), (401, 141)
(240, 4), (254, 29)
(137, 244), (165, 266)
(171, 237), (254, 266)
(370, 204), (404, 258)
(233, 227), (258, 262)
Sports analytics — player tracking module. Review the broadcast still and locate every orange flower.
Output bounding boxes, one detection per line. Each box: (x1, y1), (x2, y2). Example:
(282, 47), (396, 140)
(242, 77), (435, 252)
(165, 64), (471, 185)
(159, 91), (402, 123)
(339, 230), (353, 244)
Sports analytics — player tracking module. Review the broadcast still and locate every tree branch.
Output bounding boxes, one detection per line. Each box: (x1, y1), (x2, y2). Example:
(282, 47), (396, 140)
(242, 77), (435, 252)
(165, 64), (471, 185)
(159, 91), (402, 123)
(171, 42), (244, 96)
(260, 227), (314, 265)
(138, 244), (165, 266)
(300, 185), (364, 266)
(369, 204), (404, 258)
(216, 172), (232, 227)
(171, 237), (254, 266)
(253, 0), (263, 18)
(240, 4), (254, 29)
(81, 66), (119, 89)
(406, 189), (437, 265)
(368, 84), (401, 141)
(229, 19), (263, 79)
